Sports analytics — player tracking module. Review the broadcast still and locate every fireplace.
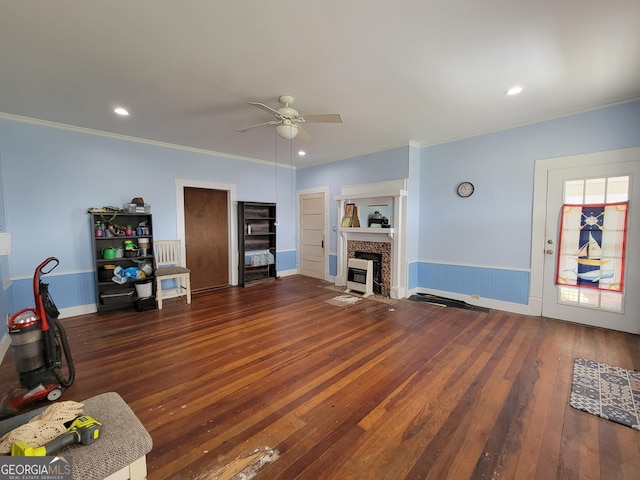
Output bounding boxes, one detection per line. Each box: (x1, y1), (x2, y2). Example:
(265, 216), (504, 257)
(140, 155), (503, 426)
(354, 251), (382, 294)
(335, 179), (408, 299)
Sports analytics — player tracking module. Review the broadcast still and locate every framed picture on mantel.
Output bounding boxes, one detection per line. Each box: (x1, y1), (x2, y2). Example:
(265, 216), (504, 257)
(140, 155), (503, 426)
(345, 203), (355, 218)
(352, 206), (360, 227)
(342, 203), (356, 227)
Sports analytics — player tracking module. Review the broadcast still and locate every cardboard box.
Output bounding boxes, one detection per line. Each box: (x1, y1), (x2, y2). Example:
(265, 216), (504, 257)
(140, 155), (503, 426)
(123, 203), (151, 214)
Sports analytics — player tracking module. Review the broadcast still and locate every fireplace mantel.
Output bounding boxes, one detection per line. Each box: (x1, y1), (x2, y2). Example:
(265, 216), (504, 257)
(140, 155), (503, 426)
(335, 180), (408, 299)
(338, 227), (395, 238)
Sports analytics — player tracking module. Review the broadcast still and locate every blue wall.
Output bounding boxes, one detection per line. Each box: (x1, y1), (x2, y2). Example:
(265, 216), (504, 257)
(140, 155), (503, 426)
(417, 100), (640, 303)
(297, 145), (410, 273)
(0, 118), (296, 313)
(297, 100), (640, 304)
(0, 137), (11, 336)
(2, 100), (639, 316)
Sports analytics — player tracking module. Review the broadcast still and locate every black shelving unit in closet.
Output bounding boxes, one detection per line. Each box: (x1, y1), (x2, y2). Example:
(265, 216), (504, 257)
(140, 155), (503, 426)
(237, 202), (277, 286)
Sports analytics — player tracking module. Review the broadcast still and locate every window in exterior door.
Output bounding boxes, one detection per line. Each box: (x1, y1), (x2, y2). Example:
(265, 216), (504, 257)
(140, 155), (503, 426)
(558, 176), (629, 312)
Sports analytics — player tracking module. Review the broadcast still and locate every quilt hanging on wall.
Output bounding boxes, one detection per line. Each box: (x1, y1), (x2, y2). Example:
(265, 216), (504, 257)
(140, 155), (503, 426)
(555, 202), (628, 292)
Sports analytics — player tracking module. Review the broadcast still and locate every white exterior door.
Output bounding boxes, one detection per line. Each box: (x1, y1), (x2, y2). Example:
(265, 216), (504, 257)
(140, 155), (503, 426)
(542, 160), (640, 333)
(299, 192), (326, 280)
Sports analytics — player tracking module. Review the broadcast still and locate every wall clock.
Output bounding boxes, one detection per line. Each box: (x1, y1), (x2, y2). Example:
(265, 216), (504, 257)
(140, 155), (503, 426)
(456, 181), (474, 198)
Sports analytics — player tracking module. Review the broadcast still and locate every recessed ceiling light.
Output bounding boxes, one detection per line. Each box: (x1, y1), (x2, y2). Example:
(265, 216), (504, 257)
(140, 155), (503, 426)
(114, 107), (129, 116)
(298, 151), (306, 156)
(505, 86), (524, 96)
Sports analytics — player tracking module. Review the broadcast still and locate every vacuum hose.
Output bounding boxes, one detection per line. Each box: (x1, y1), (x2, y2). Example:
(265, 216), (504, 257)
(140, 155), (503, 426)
(50, 317), (75, 387)
(41, 281), (60, 319)
(40, 282), (75, 387)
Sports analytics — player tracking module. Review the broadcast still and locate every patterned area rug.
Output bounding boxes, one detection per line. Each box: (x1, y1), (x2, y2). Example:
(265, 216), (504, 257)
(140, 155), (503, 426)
(570, 357), (640, 430)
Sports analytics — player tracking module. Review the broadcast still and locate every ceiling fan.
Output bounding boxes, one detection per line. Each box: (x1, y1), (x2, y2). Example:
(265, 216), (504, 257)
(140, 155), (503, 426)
(238, 95), (343, 141)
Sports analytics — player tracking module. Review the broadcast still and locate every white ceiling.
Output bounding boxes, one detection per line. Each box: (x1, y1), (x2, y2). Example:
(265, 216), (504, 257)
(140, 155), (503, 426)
(1, 1), (639, 168)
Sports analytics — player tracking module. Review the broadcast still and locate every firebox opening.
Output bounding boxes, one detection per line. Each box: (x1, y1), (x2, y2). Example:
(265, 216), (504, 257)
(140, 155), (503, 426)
(355, 251), (382, 294)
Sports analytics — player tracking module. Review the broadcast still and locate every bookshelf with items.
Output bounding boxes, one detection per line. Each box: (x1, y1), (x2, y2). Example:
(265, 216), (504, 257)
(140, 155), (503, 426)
(90, 209), (155, 312)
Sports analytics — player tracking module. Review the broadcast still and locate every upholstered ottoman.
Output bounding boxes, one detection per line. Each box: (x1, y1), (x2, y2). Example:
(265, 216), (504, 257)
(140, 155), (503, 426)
(0, 392), (153, 480)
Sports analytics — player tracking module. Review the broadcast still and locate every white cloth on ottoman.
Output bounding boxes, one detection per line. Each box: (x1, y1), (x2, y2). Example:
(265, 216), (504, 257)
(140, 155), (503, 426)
(0, 392), (153, 480)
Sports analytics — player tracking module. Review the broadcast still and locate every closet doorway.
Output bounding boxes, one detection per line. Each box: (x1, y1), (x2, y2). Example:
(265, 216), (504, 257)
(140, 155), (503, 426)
(183, 186), (230, 291)
(298, 187), (330, 281)
(299, 192), (326, 280)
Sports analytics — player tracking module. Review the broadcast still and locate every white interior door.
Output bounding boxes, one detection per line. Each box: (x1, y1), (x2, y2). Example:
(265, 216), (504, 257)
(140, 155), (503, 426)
(542, 160), (640, 333)
(299, 192), (326, 279)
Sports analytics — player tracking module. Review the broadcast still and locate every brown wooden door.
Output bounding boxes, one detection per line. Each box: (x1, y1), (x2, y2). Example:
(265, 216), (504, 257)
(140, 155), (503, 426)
(184, 187), (229, 290)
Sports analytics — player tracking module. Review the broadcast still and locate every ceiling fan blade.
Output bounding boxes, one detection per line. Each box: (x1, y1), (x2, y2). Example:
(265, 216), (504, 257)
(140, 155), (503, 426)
(248, 101), (283, 118)
(296, 124), (312, 142)
(297, 113), (343, 124)
(237, 120), (280, 133)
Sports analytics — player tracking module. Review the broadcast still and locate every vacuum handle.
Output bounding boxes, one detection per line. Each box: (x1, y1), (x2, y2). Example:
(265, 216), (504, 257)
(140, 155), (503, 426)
(36, 257), (59, 276)
(32, 257), (59, 301)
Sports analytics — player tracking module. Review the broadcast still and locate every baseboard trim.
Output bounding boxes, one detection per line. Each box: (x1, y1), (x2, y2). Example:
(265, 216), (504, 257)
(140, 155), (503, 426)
(277, 269), (298, 278)
(59, 304), (97, 319)
(527, 295), (543, 316)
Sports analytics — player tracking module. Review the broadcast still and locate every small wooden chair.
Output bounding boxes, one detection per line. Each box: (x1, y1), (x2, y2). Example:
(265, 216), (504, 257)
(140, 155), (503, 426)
(153, 240), (191, 310)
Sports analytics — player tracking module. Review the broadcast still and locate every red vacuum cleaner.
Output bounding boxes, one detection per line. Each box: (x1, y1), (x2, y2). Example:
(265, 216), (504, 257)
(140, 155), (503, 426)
(3, 257), (75, 415)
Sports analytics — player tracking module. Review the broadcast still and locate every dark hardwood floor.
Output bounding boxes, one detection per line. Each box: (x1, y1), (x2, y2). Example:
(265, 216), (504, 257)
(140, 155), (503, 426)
(2, 275), (639, 479)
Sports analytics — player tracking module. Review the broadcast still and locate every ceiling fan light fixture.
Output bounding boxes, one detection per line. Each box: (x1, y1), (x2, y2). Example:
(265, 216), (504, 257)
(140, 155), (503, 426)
(276, 122), (299, 140)
(505, 85), (524, 96)
(239, 95), (342, 141)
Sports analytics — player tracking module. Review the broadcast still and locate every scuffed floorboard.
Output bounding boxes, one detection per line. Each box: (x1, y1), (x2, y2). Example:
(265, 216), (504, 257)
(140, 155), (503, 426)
(195, 446), (279, 480)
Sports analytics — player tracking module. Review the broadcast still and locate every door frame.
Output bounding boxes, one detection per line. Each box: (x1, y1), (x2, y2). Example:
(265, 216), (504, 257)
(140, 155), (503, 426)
(530, 146), (640, 316)
(297, 186), (330, 281)
(175, 178), (238, 286)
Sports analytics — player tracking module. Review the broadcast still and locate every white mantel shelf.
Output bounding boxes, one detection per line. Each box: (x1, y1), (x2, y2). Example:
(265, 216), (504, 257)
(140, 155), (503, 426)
(334, 190), (407, 201)
(339, 227), (395, 236)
